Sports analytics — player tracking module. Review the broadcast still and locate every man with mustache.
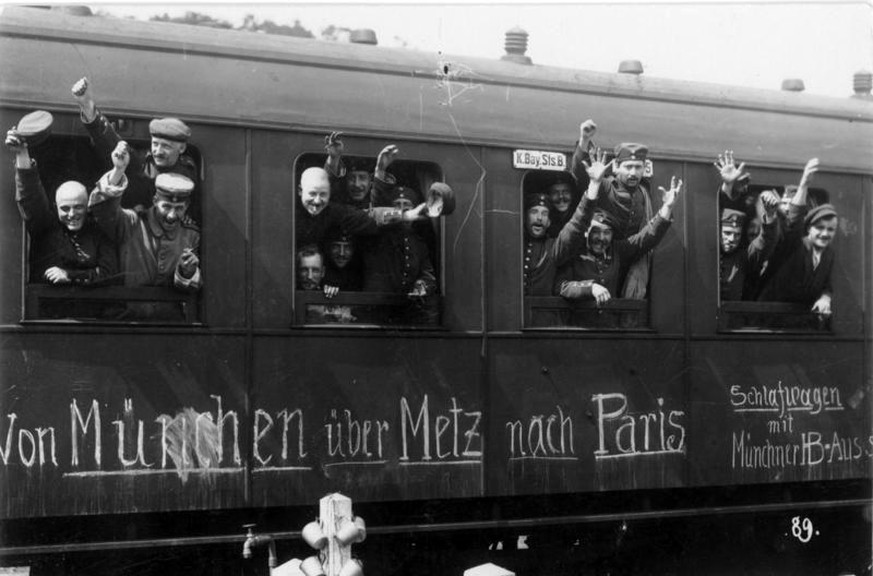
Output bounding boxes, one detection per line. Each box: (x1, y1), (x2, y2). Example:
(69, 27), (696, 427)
(6, 127), (117, 298)
(556, 150), (682, 316)
(88, 142), (201, 318)
(72, 77), (199, 212)
(323, 131), (374, 210)
(323, 231), (362, 292)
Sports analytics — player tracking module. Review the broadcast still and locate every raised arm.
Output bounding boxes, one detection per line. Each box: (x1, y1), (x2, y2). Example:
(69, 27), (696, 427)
(323, 131), (346, 179)
(569, 119), (597, 185)
(714, 150), (749, 200)
(618, 175), (682, 261)
(746, 190), (780, 269)
(7, 128), (54, 236)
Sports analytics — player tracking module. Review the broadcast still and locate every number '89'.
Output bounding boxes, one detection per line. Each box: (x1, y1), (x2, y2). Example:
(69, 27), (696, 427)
(791, 516), (815, 543)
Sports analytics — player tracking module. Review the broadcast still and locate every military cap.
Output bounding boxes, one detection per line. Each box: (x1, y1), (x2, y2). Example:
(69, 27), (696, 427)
(721, 208), (747, 228)
(155, 172), (195, 202)
(613, 142), (648, 164)
(524, 193), (550, 210)
(325, 228), (353, 244)
(804, 203), (838, 229)
(149, 117), (191, 143)
(547, 170), (575, 188)
(346, 157), (372, 174)
(392, 186), (422, 205)
(590, 209), (619, 229)
(15, 110), (53, 148)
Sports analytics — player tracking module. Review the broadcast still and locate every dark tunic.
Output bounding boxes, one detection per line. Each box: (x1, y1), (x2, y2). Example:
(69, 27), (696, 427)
(720, 217), (777, 301)
(295, 202), (380, 249)
(758, 205), (834, 307)
(16, 164), (116, 286)
(556, 195), (671, 299)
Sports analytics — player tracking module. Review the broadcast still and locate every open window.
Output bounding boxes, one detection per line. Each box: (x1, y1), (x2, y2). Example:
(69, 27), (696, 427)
(717, 183), (833, 333)
(20, 134), (204, 324)
(521, 169), (652, 331)
(291, 152), (444, 328)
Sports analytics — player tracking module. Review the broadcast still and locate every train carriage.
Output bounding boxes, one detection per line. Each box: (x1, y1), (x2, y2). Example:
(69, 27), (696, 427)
(0, 5), (871, 574)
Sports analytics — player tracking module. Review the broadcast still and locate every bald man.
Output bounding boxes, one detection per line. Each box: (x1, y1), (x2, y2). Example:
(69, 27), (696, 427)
(6, 127), (117, 288)
(295, 166), (425, 249)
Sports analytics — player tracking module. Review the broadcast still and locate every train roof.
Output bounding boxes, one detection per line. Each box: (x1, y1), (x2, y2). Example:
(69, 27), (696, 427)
(1, 5), (872, 172)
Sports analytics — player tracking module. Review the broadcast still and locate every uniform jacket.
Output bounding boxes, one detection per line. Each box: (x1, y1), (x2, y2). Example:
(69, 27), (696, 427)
(556, 195), (671, 299)
(363, 226), (436, 294)
(16, 163), (117, 285)
(757, 204), (834, 306)
(523, 194), (589, 296)
(89, 174), (201, 291)
(720, 216), (777, 301)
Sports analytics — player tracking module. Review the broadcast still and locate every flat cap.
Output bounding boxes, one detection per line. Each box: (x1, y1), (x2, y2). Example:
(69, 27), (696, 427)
(524, 192), (550, 210)
(804, 203), (838, 228)
(613, 142), (648, 164)
(346, 157), (372, 174)
(721, 208), (747, 228)
(155, 172), (195, 201)
(149, 117), (191, 143)
(591, 209), (619, 230)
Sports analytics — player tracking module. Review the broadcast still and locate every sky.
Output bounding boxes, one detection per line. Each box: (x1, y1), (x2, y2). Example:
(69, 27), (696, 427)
(67, 1), (873, 98)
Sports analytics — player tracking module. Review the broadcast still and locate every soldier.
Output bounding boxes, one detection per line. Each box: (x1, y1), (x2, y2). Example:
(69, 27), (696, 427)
(89, 141), (201, 319)
(545, 171), (580, 238)
(72, 77), (199, 212)
(295, 166), (424, 249)
(556, 169), (682, 311)
(6, 125), (117, 317)
(323, 230), (362, 291)
(296, 245), (356, 323)
(757, 159), (835, 316)
(719, 189), (779, 301)
(323, 131), (373, 209)
(362, 186), (439, 325)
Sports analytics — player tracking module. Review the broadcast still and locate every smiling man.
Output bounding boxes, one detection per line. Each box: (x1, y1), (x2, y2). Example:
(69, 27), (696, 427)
(556, 152), (682, 308)
(89, 142), (201, 306)
(6, 127), (117, 289)
(72, 77), (199, 211)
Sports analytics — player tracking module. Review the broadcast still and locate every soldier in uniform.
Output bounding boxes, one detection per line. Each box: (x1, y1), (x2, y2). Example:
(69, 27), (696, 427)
(322, 131), (374, 210)
(545, 171), (580, 238)
(757, 159), (835, 317)
(362, 186), (439, 325)
(296, 245), (356, 324)
(323, 230), (362, 291)
(719, 190), (779, 302)
(556, 169), (682, 327)
(72, 77), (199, 212)
(89, 142), (201, 319)
(295, 166), (424, 249)
(6, 126), (117, 318)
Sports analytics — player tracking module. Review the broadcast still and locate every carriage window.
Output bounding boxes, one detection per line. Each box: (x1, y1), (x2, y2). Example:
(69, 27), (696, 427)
(19, 134), (203, 324)
(717, 182), (833, 332)
(521, 169), (653, 330)
(292, 152), (444, 328)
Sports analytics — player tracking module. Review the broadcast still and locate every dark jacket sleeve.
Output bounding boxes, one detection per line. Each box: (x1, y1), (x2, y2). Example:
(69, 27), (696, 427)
(616, 213), (671, 263)
(332, 203), (380, 237)
(552, 194), (595, 266)
(15, 163), (55, 237)
(82, 108), (146, 175)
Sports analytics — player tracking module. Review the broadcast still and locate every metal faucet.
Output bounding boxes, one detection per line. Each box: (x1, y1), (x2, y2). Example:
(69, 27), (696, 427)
(242, 524), (277, 570)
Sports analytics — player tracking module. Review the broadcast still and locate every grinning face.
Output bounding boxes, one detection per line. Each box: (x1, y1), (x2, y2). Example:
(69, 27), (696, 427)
(807, 216), (837, 251)
(587, 222), (613, 256)
(526, 206), (550, 238)
(153, 196), (189, 230)
(55, 182), (88, 232)
(329, 240), (354, 269)
(548, 182), (573, 214)
(346, 170), (372, 202)
(299, 168), (332, 217)
(721, 223), (742, 255)
(151, 136), (186, 168)
(297, 253), (325, 290)
(615, 160), (645, 188)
